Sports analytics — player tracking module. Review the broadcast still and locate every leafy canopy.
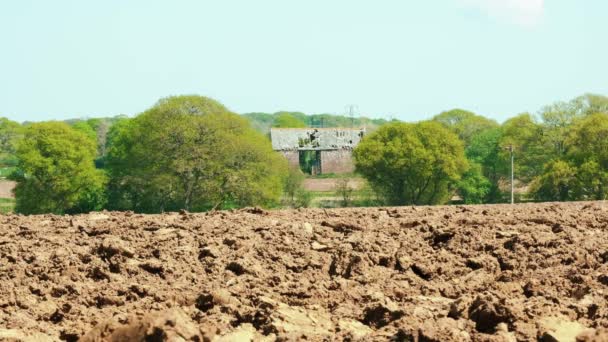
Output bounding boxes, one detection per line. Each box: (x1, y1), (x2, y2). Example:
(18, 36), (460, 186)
(272, 112), (307, 128)
(105, 95), (288, 213)
(530, 113), (608, 201)
(11, 122), (106, 214)
(457, 162), (492, 204)
(0, 118), (22, 164)
(566, 113), (608, 168)
(499, 113), (548, 183)
(464, 127), (505, 202)
(433, 109), (498, 145)
(353, 121), (467, 205)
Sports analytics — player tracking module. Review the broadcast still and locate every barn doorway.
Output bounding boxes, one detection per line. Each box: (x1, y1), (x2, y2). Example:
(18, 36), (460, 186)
(299, 150), (321, 175)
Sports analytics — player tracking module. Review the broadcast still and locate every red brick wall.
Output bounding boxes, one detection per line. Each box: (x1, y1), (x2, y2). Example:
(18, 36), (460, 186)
(320, 150), (354, 174)
(279, 149), (355, 174)
(280, 151), (300, 169)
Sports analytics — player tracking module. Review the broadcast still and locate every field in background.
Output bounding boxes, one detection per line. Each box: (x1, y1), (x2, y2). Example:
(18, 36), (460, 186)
(302, 176), (380, 207)
(0, 167), (15, 178)
(302, 177), (364, 192)
(0, 179), (16, 213)
(0, 198), (15, 214)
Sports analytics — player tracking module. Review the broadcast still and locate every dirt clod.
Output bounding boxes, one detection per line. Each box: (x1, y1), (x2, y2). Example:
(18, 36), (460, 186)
(0, 202), (606, 340)
(468, 293), (514, 333)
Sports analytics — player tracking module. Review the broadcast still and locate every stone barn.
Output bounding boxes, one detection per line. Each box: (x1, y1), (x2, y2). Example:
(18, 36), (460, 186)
(270, 128), (365, 175)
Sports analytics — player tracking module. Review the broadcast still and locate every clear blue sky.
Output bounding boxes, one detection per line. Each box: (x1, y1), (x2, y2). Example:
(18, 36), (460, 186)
(1, 0), (606, 123)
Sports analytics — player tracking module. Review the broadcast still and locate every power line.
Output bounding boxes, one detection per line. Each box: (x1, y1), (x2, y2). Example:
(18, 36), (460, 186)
(504, 144), (514, 204)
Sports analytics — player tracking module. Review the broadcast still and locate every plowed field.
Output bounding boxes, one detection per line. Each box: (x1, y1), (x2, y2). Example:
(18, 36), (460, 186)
(1, 202), (607, 341)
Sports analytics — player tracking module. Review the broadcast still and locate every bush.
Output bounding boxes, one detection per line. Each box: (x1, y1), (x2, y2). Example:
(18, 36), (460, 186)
(335, 177), (354, 207)
(294, 188), (313, 208)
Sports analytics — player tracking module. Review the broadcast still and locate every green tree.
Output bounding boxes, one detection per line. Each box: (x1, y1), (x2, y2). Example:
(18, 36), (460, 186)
(11, 122), (107, 214)
(566, 113), (608, 168)
(529, 160), (577, 202)
(244, 112), (275, 135)
(570, 93), (608, 116)
(353, 121), (467, 205)
(283, 166), (305, 206)
(466, 127), (504, 202)
(456, 162), (492, 204)
(530, 113), (608, 202)
(272, 112), (307, 128)
(106, 95), (288, 213)
(572, 160), (608, 200)
(563, 113), (608, 201)
(433, 109), (498, 145)
(499, 113), (548, 183)
(69, 118), (113, 167)
(282, 166), (313, 208)
(245, 111), (388, 135)
(72, 121), (97, 142)
(536, 94), (608, 159)
(539, 100), (583, 156)
(0, 118), (22, 163)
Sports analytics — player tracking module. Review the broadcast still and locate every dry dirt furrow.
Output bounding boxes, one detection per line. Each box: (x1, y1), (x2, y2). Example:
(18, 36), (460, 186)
(0, 202), (607, 341)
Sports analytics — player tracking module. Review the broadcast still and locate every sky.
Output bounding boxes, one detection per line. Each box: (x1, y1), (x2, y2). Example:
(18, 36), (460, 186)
(1, 0), (607, 123)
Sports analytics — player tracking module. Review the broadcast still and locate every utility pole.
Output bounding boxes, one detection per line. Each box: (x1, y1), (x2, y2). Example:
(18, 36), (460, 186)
(346, 104), (358, 127)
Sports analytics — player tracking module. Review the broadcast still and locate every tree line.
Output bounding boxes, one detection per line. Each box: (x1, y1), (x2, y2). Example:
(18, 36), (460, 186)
(244, 111), (389, 135)
(355, 93), (608, 205)
(1, 93), (607, 214)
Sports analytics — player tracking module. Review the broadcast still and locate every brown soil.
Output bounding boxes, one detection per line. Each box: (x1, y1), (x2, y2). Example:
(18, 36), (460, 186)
(1, 202), (608, 341)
